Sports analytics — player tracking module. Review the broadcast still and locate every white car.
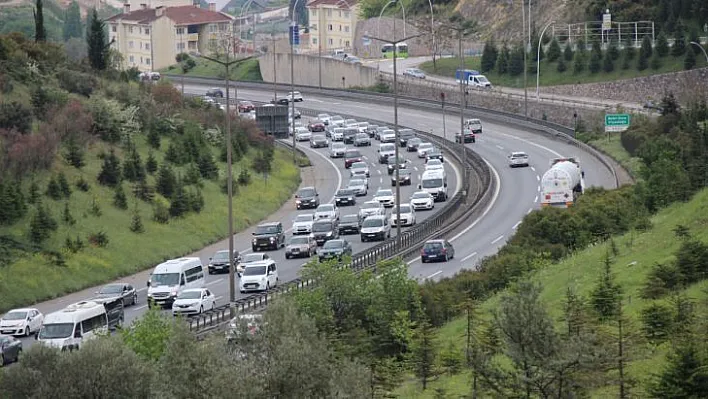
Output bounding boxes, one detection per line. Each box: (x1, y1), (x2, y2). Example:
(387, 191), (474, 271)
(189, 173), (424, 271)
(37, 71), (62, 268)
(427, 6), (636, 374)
(329, 142), (347, 157)
(425, 158), (445, 172)
(508, 151), (530, 167)
(315, 203), (339, 220)
(330, 115), (345, 127)
(356, 122), (370, 133)
(292, 213), (315, 235)
(344, 118), (358, 127)
(239, 260), (279, 293)
(236, 252), (270, 275)
(378, 143), (396, 163)
(410, 191), (435, 210)
(390, 203), (416, 227)
(358, 200), (385, 221)
(347, 178), (369, 196)
(318, 113), (331, 125)
(350, 162), (370, 178)
(373, 189), (396, 208)
(0, 308), (43, 336)
(330, 128), (345, 141)
(360, 215), (391, 242)
(417, 142), (435, 158)
(380, 130), (397, 143)
(288, 91), (304, 102)
(171, 288), (216, 316)
(295, 127), (311, 141)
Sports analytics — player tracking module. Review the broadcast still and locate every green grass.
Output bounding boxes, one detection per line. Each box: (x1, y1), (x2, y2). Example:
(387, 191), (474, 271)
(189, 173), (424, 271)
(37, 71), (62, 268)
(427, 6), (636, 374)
(161, 58), (263, 82)
(395, 188), (708, 398)
(0, 134), (300, 312)
(585, 133), (644, 180)
(420, 53), (707, 88)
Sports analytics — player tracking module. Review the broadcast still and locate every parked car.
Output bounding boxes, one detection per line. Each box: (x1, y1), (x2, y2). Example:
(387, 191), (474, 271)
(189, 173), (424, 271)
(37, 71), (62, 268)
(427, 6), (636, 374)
(390, 203), (416, 227)
(360, 215), (391, 242)
(420, 239), (455, 263)
(403, 68), (426, 79)
(310, 134), (328, 148)
(344, 149), (363, 168)
(0, 308), (43, 336)
(318, 239), (353, 262)
(206, 88), (224, 97)
(335, 188), (357, 206)
(239, 260), (279, 293)
(338, 214), (361, 235)
(308, 121), (326, 132)
(391, 168), (412, 186)
(292, 213), (316, 235)
(295, 186), (320, 209)
(508, 151), (530, 167)
(329, 142), (347, 158)
(172, 288), (216, 316)
(354, 133), (372, 147)
(95, 283), (138, 306)
(0, 335), (21, 366)
(285, 235), (318, 259)
(251, 222), (286, 251)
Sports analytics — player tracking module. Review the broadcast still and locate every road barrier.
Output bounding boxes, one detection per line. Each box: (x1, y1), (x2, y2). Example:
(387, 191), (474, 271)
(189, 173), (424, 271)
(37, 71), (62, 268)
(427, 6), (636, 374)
(184, 105), (496, 338)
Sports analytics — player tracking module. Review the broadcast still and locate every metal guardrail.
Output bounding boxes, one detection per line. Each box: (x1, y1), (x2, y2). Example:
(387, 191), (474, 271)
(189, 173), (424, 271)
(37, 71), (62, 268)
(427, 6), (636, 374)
(172, 75), (621, 188)
(185, 106), (495, 337)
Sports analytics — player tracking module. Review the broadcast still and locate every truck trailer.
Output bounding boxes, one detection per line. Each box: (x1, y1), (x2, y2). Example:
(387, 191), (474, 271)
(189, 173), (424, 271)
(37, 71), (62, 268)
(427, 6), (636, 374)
(540, 157), (584, 208)
(255, 105), (289, 139)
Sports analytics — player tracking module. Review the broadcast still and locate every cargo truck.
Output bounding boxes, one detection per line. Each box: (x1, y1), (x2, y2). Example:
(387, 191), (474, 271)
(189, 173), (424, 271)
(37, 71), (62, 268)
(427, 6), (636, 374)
(540, 157), (584, 208)
(255, 105), (289, 139)
(455, 69), (492, 88)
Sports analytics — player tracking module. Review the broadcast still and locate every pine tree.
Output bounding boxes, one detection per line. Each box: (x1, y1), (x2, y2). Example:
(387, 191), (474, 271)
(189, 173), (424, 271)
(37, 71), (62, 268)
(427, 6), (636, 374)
(480, 39), (497, 73)
(62, 201), (75, 225)
(28, 180), (40, 204)
(651, 53), (662, 70)
(672, 23), (687, 57)
(169, 177), (190, 217)
(153, 200), (170, 224)
(656, 32), (670, 57)
(496, 45), (510, 74)
(28, 204), (57, 243)
(57, 172), (71, 198)
(557, 57), (567, 73)
(63, 0), (82, 41)
(123, 147), (146, 182)
(637, 48), (649, 71)
(573, 51), (585, 74)
(156, 163), (177, 198)
(0, 182), (27, 225)
(97, 149), (122, 187)
(164, 141), (184, 165)
(412, 320), (437, 390)
(64, 137), (85, 168)
(147, 128), (161, 150)
(88, 196), (102, 217)
(603, 52), (615, 72)
(591, 253), (622, 320)
(33, 0), (46, 42)
(588, 40), (602, 73)
(132, 179), (155, 203)
(189, 188), (204, 213)
(113, 184), (128, 210)
(86, 8), (108, 70)
(607, 37), (620, 60)
(650, 343), (708, 398)
(46, 176), (62, 200)
(197, 151), (218, 180)
(640, 35), (653, 60)
(508, 45), (525, 76)
(75, 176), (90, 192)
(145, 151), (158, 174)
(546, 37), (561, 62)
(684, 48), (696, 70)
(183, 163), (202, 187)
(129, 201), (144, 233)
(563, 44), (574, 61)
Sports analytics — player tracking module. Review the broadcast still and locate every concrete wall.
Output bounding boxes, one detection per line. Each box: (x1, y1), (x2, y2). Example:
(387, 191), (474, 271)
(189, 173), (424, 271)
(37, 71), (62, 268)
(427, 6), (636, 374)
(259, 53), (379, 88)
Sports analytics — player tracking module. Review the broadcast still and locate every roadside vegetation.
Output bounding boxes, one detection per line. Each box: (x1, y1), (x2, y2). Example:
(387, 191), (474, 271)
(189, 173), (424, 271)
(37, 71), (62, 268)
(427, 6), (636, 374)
(161, 53), (263, 82)
(0, 28), (299, 311)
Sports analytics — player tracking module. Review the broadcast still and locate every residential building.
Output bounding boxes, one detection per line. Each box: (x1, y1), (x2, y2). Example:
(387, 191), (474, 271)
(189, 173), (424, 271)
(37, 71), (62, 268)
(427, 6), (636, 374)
(307, 0), (358, 52)
(107, 2), (235, 72)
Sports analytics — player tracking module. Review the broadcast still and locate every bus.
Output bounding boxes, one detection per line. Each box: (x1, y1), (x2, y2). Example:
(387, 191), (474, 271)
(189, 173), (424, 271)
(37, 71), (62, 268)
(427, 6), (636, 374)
(381, 43), (408, 59)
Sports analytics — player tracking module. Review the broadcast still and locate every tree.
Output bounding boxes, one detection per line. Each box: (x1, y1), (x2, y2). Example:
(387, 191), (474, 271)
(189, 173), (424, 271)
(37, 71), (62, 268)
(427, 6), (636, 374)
(684, 48), (697, 70)
(656, 32), (670, 57)
(123, 146), (146, 182)
(590, 254), (622, 320)
(650, 343), (708, 398)
(562, 287), (588, 336)
(573, 50), (586, 74)
(546, 37), (561, 62)
(563, 44), (574, 61)
(28, 180), (40, 204)
(62, 201), (75, 225)
(33, 0), (46, 42)
(113, 184), (128, 210)
(496, 45), (510, 74)
(145, 151), (158, 174)
(28, 203), (58, 243)
(147, 128), (161, 149)
(121, 308), (174, 361)
(508, 45), (525, 76)
(197, 151), (218, 180)
(640, 35), (653, 59)
(0, 181), (27, 225)
(672, 23), (687, 57)
(588, 41), (602, 73)
(168, 178), (190, 217)
(97, 149), (122, 187)
(64, 136), (85, 169)
(86, 8), (109, 70)
(603, 52), (615, 72)
(607, 37), (620, 60)
(480, 39), (497, 73)
(155, 163), (176, 198)
(411, 319), (437, 390)
(45, 176), (62, 200)
(651, 53), (662, 70)
(641, 302), (674, 343)
(63, 0), (82, 41)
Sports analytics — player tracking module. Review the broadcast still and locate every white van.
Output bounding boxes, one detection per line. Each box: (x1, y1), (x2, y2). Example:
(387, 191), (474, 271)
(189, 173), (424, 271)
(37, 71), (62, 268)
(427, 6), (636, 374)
(147, 257), (205, 309)
(419, 169), (448, 201)
(37, 301), (108, 350)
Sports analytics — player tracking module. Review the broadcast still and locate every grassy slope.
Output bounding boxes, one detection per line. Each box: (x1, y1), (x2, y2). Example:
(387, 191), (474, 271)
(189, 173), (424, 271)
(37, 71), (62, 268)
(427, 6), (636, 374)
(0, 133), (300, 311)
(419, 53), (708, 89)
(160, 58), (263, 82)
(395, 188), (708, 398)
(585, 134), (643, 180)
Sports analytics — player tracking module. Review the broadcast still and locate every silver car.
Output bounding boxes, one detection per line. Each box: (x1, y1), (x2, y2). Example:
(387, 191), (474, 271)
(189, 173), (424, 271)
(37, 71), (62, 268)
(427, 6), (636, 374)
(358, 200), (385, 222)
(508, 151), (530, 167)
(350, 161), (370, 178)
(330, 115), (345, 127)
(329, 143), (347, 158)
(403, 68), (426, 79)
(347, 178), (368, 196)
(285, 235), (317, 259)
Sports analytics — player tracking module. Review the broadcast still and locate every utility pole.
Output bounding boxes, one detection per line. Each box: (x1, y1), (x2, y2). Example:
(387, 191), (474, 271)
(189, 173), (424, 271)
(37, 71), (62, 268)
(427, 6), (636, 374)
(521, 0), (528, 118)
(289, 0), (302, 163)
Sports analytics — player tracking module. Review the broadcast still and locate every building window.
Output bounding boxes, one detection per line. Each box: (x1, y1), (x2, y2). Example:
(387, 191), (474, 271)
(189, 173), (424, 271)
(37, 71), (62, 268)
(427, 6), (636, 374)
(327, 9), (331, 16)
(129, 55), (134, 63)
(311, 9), (317, 16)
(339, 25), (342, 31)
(129, 26), (133, 33)
(145, 28), (149, 34)
(140, 42), (143, 49)
(338, 10), (341, 17)
(344, 11), (350, 18)
(209, 24), (216, 33)
(345, 40), (350, 47)
(145, 43), (150, 50)
(177, 42), (185, 51)
(209, 38), (217, 48)
(312, 38), (317, 44)
(311, 24), (317, 31)
(146, 58), (151, 65)
(328, 24), (332, 31)
(129, 41), (134, 48)
(219, 23), (228, 31)
(328, 38), (333, 45)
(140, 57), (143, 63)
(176, 27), (185, 35)
(111, 25), (117, 32)
(345, 25), (349, 33)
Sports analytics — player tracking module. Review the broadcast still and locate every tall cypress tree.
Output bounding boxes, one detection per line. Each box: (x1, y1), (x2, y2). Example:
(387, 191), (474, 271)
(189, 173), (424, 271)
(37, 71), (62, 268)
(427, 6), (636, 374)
(86, 8), (108, 70)
(63, 0), (83, 41)
(33, 0), (46, 42)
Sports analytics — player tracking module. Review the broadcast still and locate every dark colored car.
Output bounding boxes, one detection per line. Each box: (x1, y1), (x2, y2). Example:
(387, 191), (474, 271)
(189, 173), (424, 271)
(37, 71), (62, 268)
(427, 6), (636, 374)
(295, 186), (320, 209)
(398, 129), (416, 147)
(344, 149), (363, 169)
(390, 168), (412, 186)
(208, 249), (240, 274)
(309, 134), (328, 148)
(0, 335), (22, 366)
(343, 128), (359, 144)
(335, 188), (357, 206)
(206, 88), (224, 97)
(308, 121), (326, 132)
(251, 222), (286, 251)
(354, 133), (371, 147)
(455, 131), (476, 143)
(238, 101), (255, 112)
(311, 219), (339, 246)
(318, 239), (353, 262)
(426, 150), (444, 163)
(387, 156), (408, 175)
(94, 283), (138, 307)
(271, 97), (289, 105)
(338, 214), (361, 235)
(407, 138), (422, 152)
(87, 296), (125, 330)
(420, 239), (455, 263)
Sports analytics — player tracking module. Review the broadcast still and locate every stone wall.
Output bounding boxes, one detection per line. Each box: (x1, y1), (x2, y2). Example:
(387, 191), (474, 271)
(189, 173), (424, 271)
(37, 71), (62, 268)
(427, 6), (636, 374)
(259, 53), (379, 88)
(542, 67), (708, 104)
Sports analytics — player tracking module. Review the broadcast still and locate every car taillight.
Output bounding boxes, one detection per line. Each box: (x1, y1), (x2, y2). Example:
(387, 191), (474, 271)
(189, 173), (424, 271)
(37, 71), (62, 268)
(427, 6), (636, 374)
(441, 248), (447, 254)
(420, 249), (425, 256)
(545, 194), (551, 200)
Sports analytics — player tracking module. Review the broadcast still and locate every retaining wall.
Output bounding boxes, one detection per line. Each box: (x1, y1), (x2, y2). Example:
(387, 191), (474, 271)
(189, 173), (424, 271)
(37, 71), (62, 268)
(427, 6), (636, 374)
(258, 53), (379, 89)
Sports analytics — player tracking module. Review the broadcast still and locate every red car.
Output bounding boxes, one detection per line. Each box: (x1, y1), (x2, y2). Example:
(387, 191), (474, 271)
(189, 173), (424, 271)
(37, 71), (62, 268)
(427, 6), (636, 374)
(308, 121), (326, 132)
(238, 101), (255, 112)
(344, 149), (363, 168)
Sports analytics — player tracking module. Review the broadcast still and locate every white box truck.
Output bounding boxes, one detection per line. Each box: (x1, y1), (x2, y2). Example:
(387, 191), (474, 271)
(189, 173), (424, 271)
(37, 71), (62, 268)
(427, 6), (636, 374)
(540, 157), (584, 208)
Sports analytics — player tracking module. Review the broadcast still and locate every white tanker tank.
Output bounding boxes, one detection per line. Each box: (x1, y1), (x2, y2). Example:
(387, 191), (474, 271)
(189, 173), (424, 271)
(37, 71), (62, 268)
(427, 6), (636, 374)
(540, 157), (584, 208)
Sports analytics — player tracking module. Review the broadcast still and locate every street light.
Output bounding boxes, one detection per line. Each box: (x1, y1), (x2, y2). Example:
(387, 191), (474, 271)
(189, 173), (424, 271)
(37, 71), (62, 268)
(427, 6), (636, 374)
(377, 0), (407, 41)
(536, 20), (555, 101)
(690, 41), (708, 63)
(521, 0), (528, 117)
(238, 0), (256, 57)
(365, 33), (422, 245)
(289, 0), (304, 163)
(194, 52), (254, 317)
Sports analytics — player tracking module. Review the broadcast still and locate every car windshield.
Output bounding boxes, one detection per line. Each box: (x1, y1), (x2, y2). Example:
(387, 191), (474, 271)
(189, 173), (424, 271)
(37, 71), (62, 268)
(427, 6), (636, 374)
(290, 237), (310, 245)
(213, 251), (230, 261)
(422, 178), (444, 188)
(39, 323), (74, 339)
(99, 284), (123, 294)
(419, 143), (434, 150)
(150, 273), (180, 286)
(394, 205), (412, 213)
(397, 169), (411, 176)
(363, 202), (380, 210)
(243, 266), (267, 276)
(313, 135), (325, 140)
(349, 180), (364, 187)
(318, 114), (329, 118)
(3, 311), (28, 320)
(356, 133), (368, 139)
(332, 143), (345, 149)
(400, 130), (414, 137)
(511, 153), (527, 158)
(408, 138), (421, 145)
(318, 205), (334, 212)
(477, 76), (490, 83)
(424, 242), (444, 250)
(362, 218), (384, 227)
(345, 150), (361, 158)
(177, 291), (202, 300)
(341, 215), (359, 223)
(380, 144), (394, 151)
(332, 116), (343, 121)
(312, 222), (332, 232)
(255, 225), (279, 234)
(337, 189), (355, 196)
(412, 192), (431, 199)
(241, 254), (264, 263)
(323, 240), (344, 249)
(298, 188), (316, 197)
(352, 162), (367, 169)
(388, 157), (405, 164)
(376, 190), (393, 197)
(428, 159), (442, 165)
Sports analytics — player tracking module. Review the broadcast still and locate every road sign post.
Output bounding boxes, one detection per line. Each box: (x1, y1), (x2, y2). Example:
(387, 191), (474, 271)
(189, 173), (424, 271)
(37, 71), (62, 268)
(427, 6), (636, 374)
(605, 113), (630, 141)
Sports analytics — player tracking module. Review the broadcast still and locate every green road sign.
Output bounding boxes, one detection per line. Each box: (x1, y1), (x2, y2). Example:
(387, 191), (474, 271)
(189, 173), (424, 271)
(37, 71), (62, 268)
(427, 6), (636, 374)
(605, 114), (631, 132)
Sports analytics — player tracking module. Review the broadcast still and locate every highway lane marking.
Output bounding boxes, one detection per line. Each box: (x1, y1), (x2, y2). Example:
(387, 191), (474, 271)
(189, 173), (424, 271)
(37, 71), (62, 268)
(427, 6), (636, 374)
(426, 271), (442, 279)
(413, 166), (418, 171)
(512, 221), (522, 230)
(137, 287), (147, 293)
(495, 145), (504, 150)
(534, 195), (538, 203)
(536, 175), (540, 181)
(527, 207), (533, 214)
(460, 251), (477, 262)
(363, 155), (368, 160)
(206, 278), (224, 286)
(379, 177), (383, 183)
(135, 305), (147, 311)
(491, 235), (504, 244)
(530, 166), (536, 172)
(537, 185), (540, 192)
(495, 131), (562, 157)
(377, 169), (382, 174)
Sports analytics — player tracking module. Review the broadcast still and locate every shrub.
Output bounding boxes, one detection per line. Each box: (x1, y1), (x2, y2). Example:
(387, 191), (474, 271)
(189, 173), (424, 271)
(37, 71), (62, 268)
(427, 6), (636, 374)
(156, 163), (177, 198)
(684, 49), (696, 70)
(132, 180), (155, 203)
(563, 44), (573, 61)
(129, 205), (144, 233)
(189, 188), (204, 213)
(147, 128), (161, 149)
(113, 184), (128, 210)
(61, 201), (75, 225)
(655, 32), (669, 57)
(123, 146), (146, 182)
(546, 38), (561, 62)
(45, 176), (63, 200)
(0, 180), (27, 225)
(169, 180), (190, 217)
(238, 168), (251, 185)
(642, 262), (683, 299)
(674, 239), (708, 283)
(0, 102), (32, 133)
(57, 172), (71, 198)
(602, 53), (614, 73)
(197, 151), (218, 180)
(97, 149), (122, 187)
(64, 235), (84, 253)
(153, 198), (170, 223)
(28, 204), (58, 243)
(641, 302), (674, 343)
(88, 196), (102, 217)
(651, 53), (662, 70)
(556, 57), (567, 73)
(56, 69), (96, 97)
(572, 51), (585, 74)
(87, 231), (109, 247)
(63, 136), (85, 168)
(145, 151), (158, 174)
(75, 176), (90, 192)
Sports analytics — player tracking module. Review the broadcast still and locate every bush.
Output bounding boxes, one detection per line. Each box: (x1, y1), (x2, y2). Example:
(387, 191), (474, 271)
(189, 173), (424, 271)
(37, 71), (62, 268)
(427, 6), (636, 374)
(153, 198), (170, 224)
(88, 196), (102, 217)
(238, 168), (251, 185)
(145, 151), (158, 174)
(642, 262), (683, 299)
(563, 44), (574, 61)
(97, 149), (122, 187)
(45, 176), (63, 200)
(684, 49), (696, 70)
(197, 151), (218, 180)
(113, 184), (128, 210)
(57, 173), (71, 198)
(651, 53), (662, 70)
(123, 147), (146, 182)
(655, 32), (669, 57)
(674, 239), (708, 283)
(56, 69), (96, 97)
(61, 201), (75, 225)
(602, 53), (614, 73)
(88, 231), (109, 247)
(155, 163), (177, 198)
(546, 38), (561, 62)
(75, 176), (90, 192)
(556, 57), (567, 73)
(641, 302), (674, 343)
(0, 101), (32, 133)
(129, 206), (144, 233)
(28, 204), (58, 243)
(132, 179), (155, 203)
(0, 180), (27, 225)
(169, 180), (190, 217)
(64, 136), (85, 168)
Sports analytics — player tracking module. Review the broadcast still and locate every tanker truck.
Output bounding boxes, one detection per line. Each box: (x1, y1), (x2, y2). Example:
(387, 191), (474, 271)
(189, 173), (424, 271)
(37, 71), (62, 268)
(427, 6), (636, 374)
(540, 157), (584, 208)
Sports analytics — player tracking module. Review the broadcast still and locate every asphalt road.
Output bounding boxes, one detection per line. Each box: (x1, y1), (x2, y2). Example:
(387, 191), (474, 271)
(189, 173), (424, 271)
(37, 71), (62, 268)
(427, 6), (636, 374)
(14, 110), (461, 349)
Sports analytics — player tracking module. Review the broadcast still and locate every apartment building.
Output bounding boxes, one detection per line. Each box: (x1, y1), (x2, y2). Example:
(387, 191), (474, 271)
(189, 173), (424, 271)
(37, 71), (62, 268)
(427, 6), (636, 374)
(307, 0), (358, 51)
(107, 1), (234, 72)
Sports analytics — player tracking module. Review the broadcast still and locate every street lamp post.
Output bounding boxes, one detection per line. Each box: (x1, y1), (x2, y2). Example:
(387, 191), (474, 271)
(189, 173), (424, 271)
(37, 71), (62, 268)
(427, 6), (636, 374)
(365, 33), (422, 245)
(239, 0), (256, 57)
(521, 0), (528, 117)
(195, 52), (254, 317)
(440, 92), (446, 141)
(536, 20), (555, 101)
(445, 23), (472, 184)
(289, 0), (303, 163)
(690, 41), (708, 63)
(377, 0), (407, 42)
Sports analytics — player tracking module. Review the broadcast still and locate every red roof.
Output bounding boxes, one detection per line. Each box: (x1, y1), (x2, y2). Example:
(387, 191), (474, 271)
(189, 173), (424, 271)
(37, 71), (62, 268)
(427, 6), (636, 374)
(107, 5), (233, 25)
(307, 0), (358, 9)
